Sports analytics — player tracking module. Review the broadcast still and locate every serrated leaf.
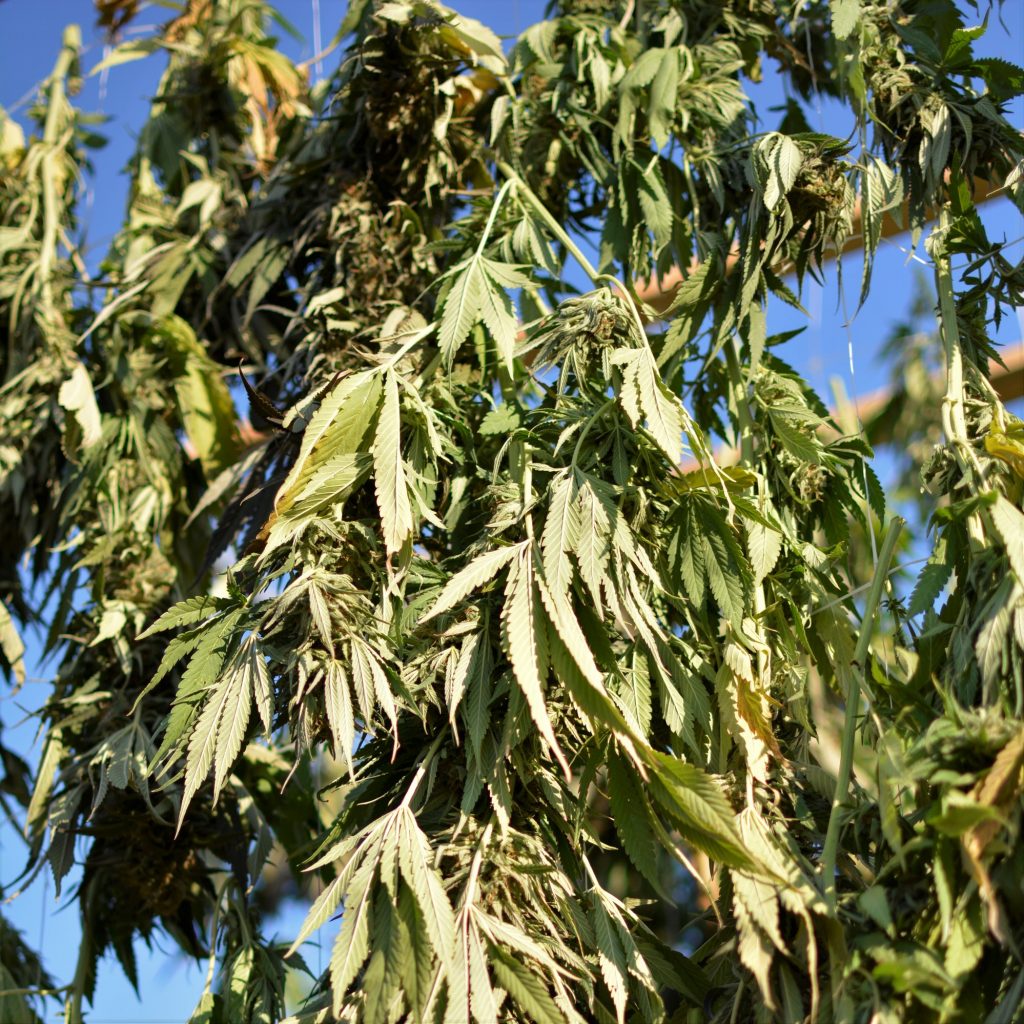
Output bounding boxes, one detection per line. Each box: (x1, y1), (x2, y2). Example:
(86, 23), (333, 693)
(139, 595), (229, 639)
(439, 255), (486, 364)
(772, 136), (803, 206)
(502, 547), (570, 777)
(397, 808), (456, 968)
(747, 521), (782, 585)
(467, 917), (499, 1024)
(770, 412), (822, 464)
(448, 631), (481, 731)
(179, 668), (235, 827)
(608, 751), (662, 891)
(479, 261), (520, 373)
(644, 751), (752, 869)
(638, 160), (673, 248)
(733, 883), (776, 1009)
(324, 660), (355, 776)
(488, 944), (564, 1024)
(734, 869), (786, 952)
(421, 544), (522, 622)
(290, 452), (372, 519)
(330, 857), (375, 1012)
(272, 371), (382, 520)
(573, 479), (612, 610)
(542, 472), (580, 596)
(908, 559), (954, 616)
(703, 527), (747, 627)
(373, 370), (414, 554)
(479, 403), (520, 436)
(636, 352), (684, 464)
(591, 896), (628, 1024)
(990, 495), (1024, 583)
(212, 645), (255, 801)
(831, 0), (861, 39)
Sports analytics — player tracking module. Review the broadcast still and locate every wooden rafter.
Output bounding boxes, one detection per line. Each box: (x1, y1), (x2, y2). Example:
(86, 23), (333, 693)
(635, 175), (1002, 314)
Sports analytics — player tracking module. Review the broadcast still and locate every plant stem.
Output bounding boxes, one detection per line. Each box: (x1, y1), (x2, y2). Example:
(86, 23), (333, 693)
(399, 727), (448, 810)
(64, 915), (91, 1024)
(933, 208), (986, 545)
(476, 178), (514, 258)
(820, 515), (903, 910)
(496, 160), (602, 286)
(461, 818), (495, 907)
(40, 27), (80, 337)
(725, 334), (770, 769)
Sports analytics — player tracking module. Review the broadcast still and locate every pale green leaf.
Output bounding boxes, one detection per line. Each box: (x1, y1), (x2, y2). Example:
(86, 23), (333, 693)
(541, 472), (580, 596)
(747, 521), (782, 585)
(773, 136), (803, 204)
(573, 479), (612, 610)
(489, 944), (564, 1024)
(373, 370), (414, 554)
(212, 646), (254, 801)
(421, 544), (522, 623)
(324, 660), (355, 777)
(330, 858), (375, 1012)
(502, 548), (570, 777)
(139, 595), (229, 639)
(636, 352), (684, 464)
(58, 362), (102, 451)
(439, 255), (486, 364)
(273, 371), (382, 518)
(397, 808), (456, 967)
(645, 751), (752, 868)
(0, 600), (26, 685)
(831, 0), (861, 39)
(990, 495), (1024, 583)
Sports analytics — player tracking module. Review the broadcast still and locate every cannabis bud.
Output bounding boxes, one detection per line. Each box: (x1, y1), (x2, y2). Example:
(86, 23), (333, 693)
(531, 289), (635, 389)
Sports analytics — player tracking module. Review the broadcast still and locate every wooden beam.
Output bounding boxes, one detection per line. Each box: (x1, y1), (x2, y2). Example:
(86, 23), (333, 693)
(675, 343), (1024, 474)
(635, 176), (1001, 314)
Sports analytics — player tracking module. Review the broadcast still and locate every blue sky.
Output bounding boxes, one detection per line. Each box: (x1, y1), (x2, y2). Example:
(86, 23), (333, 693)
(1, 1), (1022, 1021)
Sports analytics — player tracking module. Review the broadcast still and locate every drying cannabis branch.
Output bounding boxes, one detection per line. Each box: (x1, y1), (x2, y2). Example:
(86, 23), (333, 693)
(2, 2), (1024, 1023)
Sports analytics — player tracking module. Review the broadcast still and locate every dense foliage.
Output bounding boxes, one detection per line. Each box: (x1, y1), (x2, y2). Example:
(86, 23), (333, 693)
(2, 0), (1024, 1021)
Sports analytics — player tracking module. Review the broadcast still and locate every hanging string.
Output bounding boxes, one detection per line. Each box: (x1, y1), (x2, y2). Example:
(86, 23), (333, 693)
(311, 0), (323, 86)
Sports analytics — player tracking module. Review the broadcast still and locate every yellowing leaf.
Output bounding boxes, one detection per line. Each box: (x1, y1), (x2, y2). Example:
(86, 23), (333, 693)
(153, 316), (241, 479)
(58, 362), (102, 454)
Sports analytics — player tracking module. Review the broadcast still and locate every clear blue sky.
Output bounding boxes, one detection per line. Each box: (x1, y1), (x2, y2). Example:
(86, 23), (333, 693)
(1, 1), (1022, 1021)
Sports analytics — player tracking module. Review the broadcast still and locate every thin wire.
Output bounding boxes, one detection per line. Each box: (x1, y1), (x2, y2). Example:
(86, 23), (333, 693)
(37, 867), (47, 997)
(838, 265), (891, 684)
(311, 0), (323, 85)
(83, 43), (112, 238)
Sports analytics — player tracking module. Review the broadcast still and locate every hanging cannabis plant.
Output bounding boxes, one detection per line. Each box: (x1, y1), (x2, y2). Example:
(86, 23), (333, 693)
(2, 0), (1024, 1022)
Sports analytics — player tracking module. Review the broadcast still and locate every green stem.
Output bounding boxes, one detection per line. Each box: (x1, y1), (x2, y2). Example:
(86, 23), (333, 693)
(724, 334), (769, 747)
(399, 726), (449, 810)
(64, 913), (91, 1024)
(933, 207), (986, 543)
(476, 178), (515, 258)
(571, 398), (615, 470)
(934, 210), (969, 456)
(820, 516), (903, 910)
(39, 27), (80, 334)
(495, 160), (603, 286)
(460, 817), (495, 908)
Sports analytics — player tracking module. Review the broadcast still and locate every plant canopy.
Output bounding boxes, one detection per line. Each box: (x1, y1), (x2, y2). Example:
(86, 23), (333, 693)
(2, 1), (1024, 1022)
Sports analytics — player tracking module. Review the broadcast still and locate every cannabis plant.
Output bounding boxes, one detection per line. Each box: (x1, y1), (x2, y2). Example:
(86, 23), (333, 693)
(2, 1), (1024, 1022)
